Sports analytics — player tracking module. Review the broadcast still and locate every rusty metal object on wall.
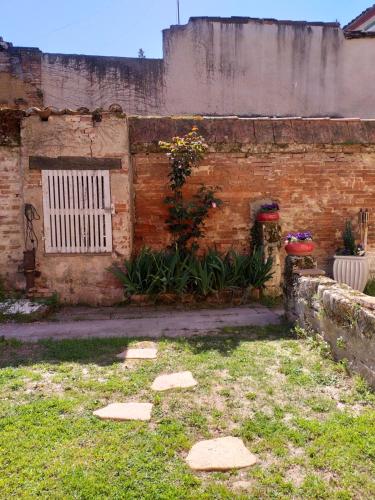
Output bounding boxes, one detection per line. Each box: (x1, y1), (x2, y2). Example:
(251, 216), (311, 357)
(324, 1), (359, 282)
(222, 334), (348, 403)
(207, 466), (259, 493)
(23, 249), (36, 290)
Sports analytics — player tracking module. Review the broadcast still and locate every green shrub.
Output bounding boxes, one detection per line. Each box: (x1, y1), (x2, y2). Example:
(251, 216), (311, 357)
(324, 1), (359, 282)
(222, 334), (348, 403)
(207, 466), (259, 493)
(110, 247), (274, 297)
(364, 279), (375, 297)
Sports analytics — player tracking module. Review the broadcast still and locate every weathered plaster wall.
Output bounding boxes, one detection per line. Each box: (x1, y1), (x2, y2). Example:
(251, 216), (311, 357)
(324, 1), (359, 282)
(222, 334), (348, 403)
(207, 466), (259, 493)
(20, 113), (133, 305)
(130, 117), (375, 272)
(162, 18), (375, 118)
(0, 45), (43, 109)
(2, 17), (375, 118)
(289, 275), (375, 388)
(41, 54), (164, 114)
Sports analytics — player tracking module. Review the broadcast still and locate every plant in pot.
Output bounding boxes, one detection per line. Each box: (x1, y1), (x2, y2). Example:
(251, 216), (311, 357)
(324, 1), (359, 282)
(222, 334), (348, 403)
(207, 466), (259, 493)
(333, 221), (369, 292)
(285, 231), (315, 256)
(256, 202), (280, 222)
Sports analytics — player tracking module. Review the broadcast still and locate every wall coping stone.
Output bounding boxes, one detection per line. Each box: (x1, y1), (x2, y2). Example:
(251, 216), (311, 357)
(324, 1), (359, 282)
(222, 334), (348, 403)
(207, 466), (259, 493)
(128, 116), (375, 153)
(3, 111), (375, 150)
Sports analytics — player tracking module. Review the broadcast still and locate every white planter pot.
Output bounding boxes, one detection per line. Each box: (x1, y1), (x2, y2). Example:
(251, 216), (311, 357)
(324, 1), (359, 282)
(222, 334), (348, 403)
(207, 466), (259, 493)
(333, 255), (369, 292)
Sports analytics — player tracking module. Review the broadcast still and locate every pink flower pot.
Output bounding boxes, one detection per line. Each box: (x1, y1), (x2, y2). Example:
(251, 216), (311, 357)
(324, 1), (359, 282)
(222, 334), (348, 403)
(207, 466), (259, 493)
(285, 242), (315, 256)
(256, 212), (280, 222)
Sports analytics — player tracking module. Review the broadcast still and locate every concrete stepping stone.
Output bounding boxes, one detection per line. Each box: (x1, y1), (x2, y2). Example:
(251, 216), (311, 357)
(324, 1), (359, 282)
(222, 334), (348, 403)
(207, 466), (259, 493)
(186, 436), (257, 471)
(116, 341), (158, 360)
(151, 371), (197, 391)
(93, 402), (153, 421)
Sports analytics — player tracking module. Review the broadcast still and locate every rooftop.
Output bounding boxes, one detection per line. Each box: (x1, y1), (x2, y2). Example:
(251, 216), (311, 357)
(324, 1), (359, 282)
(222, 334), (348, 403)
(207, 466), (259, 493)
(343, 4), (375, 31)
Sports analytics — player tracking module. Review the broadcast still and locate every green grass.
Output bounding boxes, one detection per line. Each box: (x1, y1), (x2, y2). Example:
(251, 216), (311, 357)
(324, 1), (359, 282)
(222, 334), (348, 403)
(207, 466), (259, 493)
(0, 325), (374, 499)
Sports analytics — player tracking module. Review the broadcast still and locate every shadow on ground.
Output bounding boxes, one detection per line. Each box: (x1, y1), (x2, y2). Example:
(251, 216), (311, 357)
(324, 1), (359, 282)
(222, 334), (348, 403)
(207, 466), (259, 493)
(0, 323), (292, 368)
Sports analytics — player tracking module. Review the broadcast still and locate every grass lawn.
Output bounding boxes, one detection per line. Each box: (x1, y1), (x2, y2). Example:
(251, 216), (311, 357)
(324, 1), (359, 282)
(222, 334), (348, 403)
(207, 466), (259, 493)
(0, 324), (374, 499)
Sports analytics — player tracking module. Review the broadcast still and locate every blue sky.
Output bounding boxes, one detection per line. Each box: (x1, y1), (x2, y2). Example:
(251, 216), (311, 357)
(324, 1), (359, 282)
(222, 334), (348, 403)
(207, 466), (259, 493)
(2, 1), (371, 58)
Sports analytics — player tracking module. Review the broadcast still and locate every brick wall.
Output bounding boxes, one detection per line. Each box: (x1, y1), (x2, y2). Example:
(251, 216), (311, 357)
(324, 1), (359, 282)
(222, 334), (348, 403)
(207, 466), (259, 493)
(130, 117), (375, 272)
(0, 147), (23, 288)
(0, 110), (23, 288)
(1, 112), (375, 304)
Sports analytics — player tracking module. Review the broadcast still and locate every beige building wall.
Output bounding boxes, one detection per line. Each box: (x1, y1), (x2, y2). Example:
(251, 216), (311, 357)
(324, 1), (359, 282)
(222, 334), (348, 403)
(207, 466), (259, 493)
(162, 18), (375, 118)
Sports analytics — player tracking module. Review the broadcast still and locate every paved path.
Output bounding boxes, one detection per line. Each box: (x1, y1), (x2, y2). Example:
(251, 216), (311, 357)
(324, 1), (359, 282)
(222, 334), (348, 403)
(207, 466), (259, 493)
(0, 305), (284, 342)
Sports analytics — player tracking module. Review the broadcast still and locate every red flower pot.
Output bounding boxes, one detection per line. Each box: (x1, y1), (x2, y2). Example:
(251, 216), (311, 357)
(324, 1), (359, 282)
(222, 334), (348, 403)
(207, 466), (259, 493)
(256, 211), (280, 222)
(285, 242), (315, 256)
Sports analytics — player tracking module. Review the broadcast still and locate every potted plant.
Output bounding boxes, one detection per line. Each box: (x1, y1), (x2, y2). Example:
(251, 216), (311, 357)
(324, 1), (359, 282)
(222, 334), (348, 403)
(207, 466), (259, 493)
(256, 202), (280, 222)
(333, 221), (369, 292)
(285, 231), (315, 256)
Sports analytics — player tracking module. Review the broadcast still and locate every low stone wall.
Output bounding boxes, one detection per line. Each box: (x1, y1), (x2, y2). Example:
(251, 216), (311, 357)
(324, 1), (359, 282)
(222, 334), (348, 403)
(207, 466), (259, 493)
(287, 273), (375, 389)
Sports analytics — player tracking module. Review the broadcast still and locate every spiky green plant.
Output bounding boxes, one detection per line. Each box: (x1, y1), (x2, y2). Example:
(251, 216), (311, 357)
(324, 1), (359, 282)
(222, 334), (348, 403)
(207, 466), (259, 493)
(342, 221), (357, 256)
(110, 248), (274, 297)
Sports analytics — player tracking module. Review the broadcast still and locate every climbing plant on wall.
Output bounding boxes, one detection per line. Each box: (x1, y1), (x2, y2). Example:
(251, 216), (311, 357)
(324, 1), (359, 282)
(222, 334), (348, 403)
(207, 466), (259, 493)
(159, 127), (222, 251)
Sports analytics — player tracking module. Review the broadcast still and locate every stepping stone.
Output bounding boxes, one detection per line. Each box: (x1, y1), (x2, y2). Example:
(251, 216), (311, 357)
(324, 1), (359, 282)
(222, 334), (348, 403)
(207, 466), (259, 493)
(151, 371), (197, 391)
(93, 402), (153, 421)
(116, 341), (158, 360)
(186, 436), (257, 471)
(116, 348), (157, 360)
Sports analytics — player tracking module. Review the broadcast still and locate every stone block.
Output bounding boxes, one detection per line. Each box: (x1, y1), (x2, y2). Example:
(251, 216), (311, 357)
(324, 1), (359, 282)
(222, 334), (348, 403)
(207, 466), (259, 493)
(93, 402), (153, 421)
(186, 437), (257, 471)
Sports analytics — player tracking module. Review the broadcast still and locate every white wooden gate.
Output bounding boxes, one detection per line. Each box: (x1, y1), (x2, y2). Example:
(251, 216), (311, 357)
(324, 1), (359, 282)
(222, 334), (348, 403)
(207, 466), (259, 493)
(42, 170), (112, 253)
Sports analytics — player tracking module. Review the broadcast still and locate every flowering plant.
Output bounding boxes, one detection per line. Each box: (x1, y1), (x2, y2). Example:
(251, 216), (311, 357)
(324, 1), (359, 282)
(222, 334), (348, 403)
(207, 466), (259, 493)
(285, 231), (313, 243)
(160, 128), (222, 251)
(159, 127), (208, 191)
(259, 202), (279, 213)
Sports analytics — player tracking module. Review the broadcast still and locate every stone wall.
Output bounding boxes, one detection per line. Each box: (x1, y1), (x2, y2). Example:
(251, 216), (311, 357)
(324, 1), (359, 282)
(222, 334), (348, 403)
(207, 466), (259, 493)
(2, 17), (375, 117)
(287, 274), (375, 389)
